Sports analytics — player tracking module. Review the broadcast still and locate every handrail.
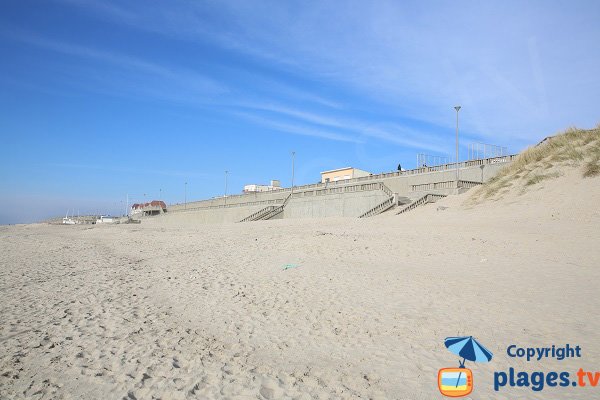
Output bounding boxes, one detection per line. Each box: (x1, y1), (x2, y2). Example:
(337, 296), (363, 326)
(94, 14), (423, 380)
(411, 180), (484, 192)
(358, 197), (395, 218)
(411, 181), (454, 191)
(261, 206), (284, 220)
(170, 198), (284, 213)
(240, 194), (292, 222)
(396, 194), (447, 215)
(358, 182), (395, 218)
(238, 206), (276, 222)
(378, 182), (394, 197)
(293, 182), (382, 198)
(457, 180), (483, 189)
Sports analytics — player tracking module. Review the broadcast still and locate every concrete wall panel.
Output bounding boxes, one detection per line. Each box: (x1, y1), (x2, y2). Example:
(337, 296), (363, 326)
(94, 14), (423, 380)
(283, 191), (389, 218)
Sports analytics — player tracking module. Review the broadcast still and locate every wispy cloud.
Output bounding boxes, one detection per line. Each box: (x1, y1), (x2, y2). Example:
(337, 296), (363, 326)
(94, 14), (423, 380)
(246, 79), (343, 109)
(239, 103), (449, 153)
(10, 1), (600, 148)
(53, 0), (137, 21)
(46, 162), (212, 178)
(11, 32), (227, 100)
(233, 111), (362, 144)
(10, 30), (352, 129)
(59, 1), (599, 143)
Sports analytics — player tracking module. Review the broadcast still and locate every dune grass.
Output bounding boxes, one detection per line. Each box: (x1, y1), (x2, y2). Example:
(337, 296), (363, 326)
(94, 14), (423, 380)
(525, 172), (562, 186)
(471, 125), (600, 201)
(583, 161), (600, 177)
(582, 138), (600, 177)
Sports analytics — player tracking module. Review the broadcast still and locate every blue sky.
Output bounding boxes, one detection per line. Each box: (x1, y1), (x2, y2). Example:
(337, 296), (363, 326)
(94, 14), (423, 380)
(1, 0), (599, 224)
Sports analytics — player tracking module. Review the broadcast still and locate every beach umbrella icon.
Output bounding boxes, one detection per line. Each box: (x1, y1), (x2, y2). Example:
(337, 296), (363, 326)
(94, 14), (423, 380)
(444, 336), (493, 388)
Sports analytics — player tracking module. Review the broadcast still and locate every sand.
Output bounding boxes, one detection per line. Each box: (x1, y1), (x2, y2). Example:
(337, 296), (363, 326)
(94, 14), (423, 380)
(1, 170), (599, 399)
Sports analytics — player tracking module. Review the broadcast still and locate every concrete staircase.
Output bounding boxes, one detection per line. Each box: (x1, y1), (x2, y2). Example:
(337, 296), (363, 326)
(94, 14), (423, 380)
(395, 181), (483, 216)
(239, 194), (291, 222)
(238, 206), (278, 222)
(396, 193), (447, 215)
(359, 197), (395, 218)
(260, 203), (286, 220)
(358, 183), (410, 218)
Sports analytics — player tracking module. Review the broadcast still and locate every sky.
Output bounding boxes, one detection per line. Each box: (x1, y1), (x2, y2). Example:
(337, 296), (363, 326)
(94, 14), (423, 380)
(1, 0), (599, 224)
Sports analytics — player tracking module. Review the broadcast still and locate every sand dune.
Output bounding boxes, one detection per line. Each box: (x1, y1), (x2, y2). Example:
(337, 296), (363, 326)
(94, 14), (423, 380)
(1, 164), (599, 399)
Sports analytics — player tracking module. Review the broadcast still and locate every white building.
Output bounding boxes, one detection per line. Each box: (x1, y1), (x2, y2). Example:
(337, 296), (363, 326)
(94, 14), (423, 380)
(96, 216), (116, 224)
(244, 180), (281, 193)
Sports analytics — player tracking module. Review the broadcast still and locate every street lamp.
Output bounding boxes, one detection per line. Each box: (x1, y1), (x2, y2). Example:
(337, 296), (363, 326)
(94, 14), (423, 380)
(291, 151), (296, 195)
(224, 170), (229, 207)
(184, 182), (187, 209)
(454, 105), (461, 183)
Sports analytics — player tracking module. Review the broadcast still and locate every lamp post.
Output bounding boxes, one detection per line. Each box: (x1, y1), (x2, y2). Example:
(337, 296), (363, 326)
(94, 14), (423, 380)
(291, 151), (296, 195)
(454, 105), (461, 184)
(184, 182), (187, 209)
(224, 170), (229, 207)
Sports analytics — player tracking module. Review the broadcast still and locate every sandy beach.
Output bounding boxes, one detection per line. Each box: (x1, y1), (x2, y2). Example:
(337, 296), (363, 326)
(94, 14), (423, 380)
(2, 1), (599, 398)
(1, 169), (599, 399)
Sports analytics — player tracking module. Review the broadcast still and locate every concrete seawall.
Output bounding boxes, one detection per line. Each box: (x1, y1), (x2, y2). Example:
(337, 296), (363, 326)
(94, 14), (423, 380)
(146, 157), (513, 224)
(143, 204), (269, 225)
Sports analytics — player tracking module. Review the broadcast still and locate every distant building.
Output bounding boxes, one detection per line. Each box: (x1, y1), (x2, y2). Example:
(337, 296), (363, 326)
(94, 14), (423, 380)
(131, 200), (167, 216)
(244, 180), (281, 193)
(96, 216), (116, 224)
(320, 167), (371, 183)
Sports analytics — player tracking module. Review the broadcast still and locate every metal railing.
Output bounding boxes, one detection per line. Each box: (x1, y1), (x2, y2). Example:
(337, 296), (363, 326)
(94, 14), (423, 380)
(468, 143), (508, 160)
(417, 153), (450, 168)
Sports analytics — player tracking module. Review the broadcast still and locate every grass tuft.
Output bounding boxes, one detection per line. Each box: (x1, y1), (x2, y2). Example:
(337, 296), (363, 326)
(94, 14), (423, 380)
(525, 172), (562, 186)
(583, 156), (600, 177)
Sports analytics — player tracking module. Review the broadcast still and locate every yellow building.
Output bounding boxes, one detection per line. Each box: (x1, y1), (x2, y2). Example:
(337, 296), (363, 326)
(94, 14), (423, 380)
(320, 167), (371, 183)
